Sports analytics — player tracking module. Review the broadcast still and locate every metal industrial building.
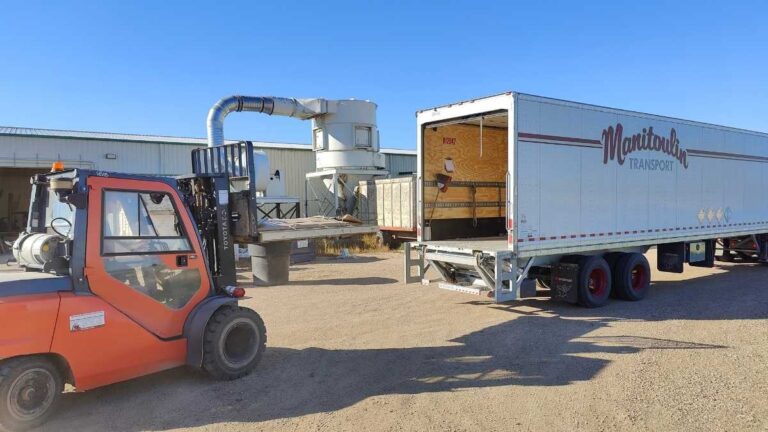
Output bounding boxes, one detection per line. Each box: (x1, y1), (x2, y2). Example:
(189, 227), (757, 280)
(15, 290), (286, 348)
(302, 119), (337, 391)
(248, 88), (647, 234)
(0, 126), (415, 241)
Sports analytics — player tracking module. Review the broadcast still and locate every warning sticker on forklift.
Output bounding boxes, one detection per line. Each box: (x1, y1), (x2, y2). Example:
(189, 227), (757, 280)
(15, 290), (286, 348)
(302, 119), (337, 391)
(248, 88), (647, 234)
(69, 311), (105, 331)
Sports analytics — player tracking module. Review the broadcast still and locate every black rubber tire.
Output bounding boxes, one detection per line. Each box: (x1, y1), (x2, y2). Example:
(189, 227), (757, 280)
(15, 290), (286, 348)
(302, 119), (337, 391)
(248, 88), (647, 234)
(603, 252), (624, 270)
(736, 251), (758, 262)
(380, 232), (402, 250)
(613, 253), (651, 301)
(576, 255), (612, 308)
(202, 305), (267, 380)
(718, 252), (734, 262)
(603, 252), (625, 298)
(0, 356), (63, 432)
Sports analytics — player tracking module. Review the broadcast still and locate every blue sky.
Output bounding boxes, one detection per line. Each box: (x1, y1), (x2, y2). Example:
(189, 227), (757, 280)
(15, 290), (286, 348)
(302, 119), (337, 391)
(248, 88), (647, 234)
(1, 1), (766, 149)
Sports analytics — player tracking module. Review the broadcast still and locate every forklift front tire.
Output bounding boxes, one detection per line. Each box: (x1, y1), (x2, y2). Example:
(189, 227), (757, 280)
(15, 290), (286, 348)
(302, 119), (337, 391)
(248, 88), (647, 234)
(202, 305), (267, 380)
(0, 356), (63, 432)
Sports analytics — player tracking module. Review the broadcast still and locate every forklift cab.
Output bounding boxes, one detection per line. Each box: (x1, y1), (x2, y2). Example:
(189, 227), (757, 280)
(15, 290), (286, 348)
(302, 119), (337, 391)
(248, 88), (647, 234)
(0, 167), (265, 431)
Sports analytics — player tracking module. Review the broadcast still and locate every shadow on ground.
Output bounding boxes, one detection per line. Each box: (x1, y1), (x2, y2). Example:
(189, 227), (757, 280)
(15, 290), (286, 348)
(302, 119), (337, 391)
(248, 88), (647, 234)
(40, 262), (767, 432)
(292, 255), (384, 265)
(288, 276), (398, 286)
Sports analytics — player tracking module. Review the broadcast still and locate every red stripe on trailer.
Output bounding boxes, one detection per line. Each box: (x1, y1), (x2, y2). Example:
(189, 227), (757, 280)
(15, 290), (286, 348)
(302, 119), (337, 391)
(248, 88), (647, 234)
(517, 132), (602, 145)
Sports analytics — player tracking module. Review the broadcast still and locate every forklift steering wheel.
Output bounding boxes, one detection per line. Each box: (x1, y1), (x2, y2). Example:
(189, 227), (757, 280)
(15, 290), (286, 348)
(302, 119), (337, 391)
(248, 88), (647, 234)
(50, 217), (72, 237)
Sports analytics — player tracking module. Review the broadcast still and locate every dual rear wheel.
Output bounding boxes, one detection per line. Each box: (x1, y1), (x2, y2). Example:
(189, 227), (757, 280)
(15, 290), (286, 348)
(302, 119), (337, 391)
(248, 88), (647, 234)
(563, 252), (651, 308)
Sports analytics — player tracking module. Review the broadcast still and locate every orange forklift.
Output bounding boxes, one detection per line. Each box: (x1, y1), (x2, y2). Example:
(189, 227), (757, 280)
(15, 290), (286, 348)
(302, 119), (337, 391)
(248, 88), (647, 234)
(0, 142), (270, 430)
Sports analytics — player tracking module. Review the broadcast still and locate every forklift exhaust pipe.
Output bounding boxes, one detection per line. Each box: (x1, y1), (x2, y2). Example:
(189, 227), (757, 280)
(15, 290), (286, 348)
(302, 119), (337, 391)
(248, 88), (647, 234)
(206, 95), (327, 147)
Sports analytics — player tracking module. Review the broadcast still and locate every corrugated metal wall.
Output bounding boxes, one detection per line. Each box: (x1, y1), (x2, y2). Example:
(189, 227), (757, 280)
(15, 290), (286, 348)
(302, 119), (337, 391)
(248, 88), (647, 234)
(385, 153), (417, 176)
(0, 135), (194, 174)
(0, 135), (415, 202)
(257, 147), (316, 200)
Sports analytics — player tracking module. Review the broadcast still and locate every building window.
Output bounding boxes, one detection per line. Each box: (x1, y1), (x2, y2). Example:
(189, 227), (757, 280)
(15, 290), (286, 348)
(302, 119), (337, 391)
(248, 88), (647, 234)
(355, 126), (372, 148)
(313, 128), (325, 150)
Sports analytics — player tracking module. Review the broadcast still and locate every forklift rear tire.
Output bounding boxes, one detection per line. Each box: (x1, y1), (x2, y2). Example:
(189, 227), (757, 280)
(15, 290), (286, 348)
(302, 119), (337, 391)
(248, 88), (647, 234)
(0, 356), (63, 432)
(202, 305), (267, 380)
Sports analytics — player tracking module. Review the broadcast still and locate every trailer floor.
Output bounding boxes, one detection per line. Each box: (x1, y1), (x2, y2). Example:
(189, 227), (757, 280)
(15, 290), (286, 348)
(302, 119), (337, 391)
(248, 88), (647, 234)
(419, 236), (508, 253)
(31, 250), (768, 432)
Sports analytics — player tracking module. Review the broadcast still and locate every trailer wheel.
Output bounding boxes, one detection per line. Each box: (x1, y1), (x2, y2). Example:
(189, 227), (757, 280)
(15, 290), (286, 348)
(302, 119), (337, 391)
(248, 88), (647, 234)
(576, 256), (612, 308)
(379, 232), (402, 250)
(202, 305), (267, 380)
(0, 356), (63, 431)
(603, 252), (624, 270)
(613, 253), (651, 301)
(603, 252), (625, 298)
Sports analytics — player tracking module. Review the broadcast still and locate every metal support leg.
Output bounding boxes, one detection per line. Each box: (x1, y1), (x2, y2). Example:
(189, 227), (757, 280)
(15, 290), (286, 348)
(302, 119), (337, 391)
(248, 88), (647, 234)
(493, 254), (516, 303)
(491, 254), (532, 303)
(333, 173), (340, 217)
(404, 242), (425, 284)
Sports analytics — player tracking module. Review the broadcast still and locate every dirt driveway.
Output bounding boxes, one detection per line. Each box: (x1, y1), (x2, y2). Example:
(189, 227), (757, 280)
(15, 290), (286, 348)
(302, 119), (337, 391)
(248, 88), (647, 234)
(37, 250), (767, 431)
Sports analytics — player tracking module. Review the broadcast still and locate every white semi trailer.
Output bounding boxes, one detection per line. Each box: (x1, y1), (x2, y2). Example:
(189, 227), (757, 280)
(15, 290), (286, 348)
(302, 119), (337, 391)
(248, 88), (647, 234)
(404, 92), (768, 307)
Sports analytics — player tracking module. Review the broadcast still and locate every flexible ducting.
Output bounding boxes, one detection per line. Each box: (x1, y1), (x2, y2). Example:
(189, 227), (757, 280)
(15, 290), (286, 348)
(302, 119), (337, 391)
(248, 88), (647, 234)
(207, 95), (324, 147)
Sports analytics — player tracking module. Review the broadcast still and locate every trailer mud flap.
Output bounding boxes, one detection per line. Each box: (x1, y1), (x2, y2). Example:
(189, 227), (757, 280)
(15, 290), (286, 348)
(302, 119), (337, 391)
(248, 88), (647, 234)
(550, 263), (579, 303)
(658, 240), (715, 273)
(658, 242), (685, 273)
(688, 239), (715, 268)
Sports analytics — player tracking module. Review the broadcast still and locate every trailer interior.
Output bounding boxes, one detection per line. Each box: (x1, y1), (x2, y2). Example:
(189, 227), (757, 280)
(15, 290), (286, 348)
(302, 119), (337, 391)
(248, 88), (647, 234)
(422, 111), (508, 244)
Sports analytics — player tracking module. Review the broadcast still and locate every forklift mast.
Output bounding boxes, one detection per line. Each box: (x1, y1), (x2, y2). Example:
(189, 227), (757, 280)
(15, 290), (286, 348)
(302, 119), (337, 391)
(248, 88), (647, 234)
(177, 141), (263, 291)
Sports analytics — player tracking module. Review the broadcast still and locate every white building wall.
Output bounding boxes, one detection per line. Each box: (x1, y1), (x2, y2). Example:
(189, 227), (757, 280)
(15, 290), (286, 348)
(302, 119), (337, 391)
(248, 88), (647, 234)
(0, 134), (415, 203)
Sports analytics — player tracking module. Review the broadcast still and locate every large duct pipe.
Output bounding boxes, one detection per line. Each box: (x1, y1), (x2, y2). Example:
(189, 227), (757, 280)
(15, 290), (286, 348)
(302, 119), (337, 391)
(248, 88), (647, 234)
(207, 95), (325, 147)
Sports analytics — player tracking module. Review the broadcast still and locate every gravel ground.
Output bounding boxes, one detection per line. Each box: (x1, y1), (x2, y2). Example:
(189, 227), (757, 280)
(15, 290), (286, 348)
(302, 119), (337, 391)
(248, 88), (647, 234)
(30, 249), (768, 431)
